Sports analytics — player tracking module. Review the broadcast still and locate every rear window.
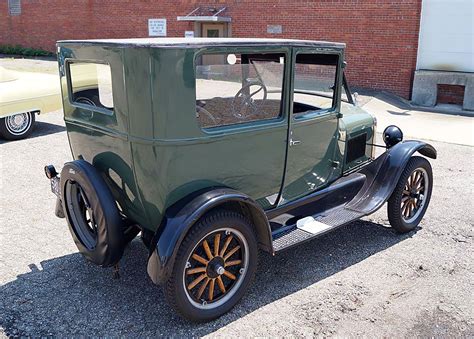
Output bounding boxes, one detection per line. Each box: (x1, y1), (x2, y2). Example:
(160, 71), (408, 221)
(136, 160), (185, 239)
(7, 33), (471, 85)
(68, 62), (114, 110)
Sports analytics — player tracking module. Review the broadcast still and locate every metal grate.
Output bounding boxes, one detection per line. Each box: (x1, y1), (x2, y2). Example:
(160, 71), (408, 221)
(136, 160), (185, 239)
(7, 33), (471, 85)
(346, 133), (367, 164)
(8, 0), (21, 16)
(272, 208), (364, 252)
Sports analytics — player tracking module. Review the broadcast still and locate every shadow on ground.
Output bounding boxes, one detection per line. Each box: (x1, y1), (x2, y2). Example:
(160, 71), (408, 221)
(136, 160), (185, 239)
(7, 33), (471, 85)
(0, 220), (416, 336)
(0, 121), (65, 144)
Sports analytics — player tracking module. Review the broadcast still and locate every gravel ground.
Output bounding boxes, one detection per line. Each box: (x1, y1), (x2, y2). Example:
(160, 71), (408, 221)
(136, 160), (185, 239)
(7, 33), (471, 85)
(0, 111), (473, 337)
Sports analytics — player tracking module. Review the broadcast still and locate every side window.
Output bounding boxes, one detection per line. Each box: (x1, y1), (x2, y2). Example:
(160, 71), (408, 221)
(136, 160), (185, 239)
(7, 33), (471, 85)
(195, 53), (285, 129)
(293, 54), (339, 117)
(68, 62), (114, 110)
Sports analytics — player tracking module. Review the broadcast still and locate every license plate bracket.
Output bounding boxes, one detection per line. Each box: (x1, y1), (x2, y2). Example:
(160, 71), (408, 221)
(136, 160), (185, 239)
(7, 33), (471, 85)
(50, 176), (61, 197)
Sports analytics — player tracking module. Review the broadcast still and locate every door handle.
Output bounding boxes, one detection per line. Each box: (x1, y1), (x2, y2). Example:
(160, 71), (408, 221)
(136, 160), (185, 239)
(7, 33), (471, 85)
(290, 138), (301, 146)
(289, 131), (301, 146)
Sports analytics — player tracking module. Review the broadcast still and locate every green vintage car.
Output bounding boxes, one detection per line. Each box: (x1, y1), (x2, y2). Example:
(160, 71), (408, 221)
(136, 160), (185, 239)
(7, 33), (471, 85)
(45, 38), (436, 322)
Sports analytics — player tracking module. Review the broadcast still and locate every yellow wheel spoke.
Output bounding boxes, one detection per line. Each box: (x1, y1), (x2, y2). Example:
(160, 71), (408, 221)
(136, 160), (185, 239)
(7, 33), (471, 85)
(217, 276), (226, 293)
(208, 279), (215, 301)
(225, 259), (242, 267)
(220, 235), (233, 257)
(192, 253), (208, 265)
(223, 270), (236, 280)
(202, 240), (213, 260)
(214, 233), (221, 257)
(186, 266), (206, 275)
(224, 245), (241, 261)
(197, 278), (210, 299)
(188, 273), (207, 290)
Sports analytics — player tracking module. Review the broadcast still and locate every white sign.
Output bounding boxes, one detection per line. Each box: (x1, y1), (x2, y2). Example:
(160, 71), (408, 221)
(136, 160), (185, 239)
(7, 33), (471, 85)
(148, 18), (167, 37)
(184, 31), (194, 38)
(267, 25), (282, 34)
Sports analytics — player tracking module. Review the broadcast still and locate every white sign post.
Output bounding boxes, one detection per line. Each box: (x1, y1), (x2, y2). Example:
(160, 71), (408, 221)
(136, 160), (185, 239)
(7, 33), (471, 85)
(148, 18), (167, 37)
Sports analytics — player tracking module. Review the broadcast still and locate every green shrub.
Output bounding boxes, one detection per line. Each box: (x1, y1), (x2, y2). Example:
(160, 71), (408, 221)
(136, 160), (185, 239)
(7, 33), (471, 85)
(0, 44), (54, 57)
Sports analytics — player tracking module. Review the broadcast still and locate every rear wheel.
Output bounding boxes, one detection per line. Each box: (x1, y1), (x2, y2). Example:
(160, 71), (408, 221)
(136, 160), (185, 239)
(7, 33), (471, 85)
(0, 112), (35, 140)
(388, 156), (433, 233)
(164, 211), (258, 322)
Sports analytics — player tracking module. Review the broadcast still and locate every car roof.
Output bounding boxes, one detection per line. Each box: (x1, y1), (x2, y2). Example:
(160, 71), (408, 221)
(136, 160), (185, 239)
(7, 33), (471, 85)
(57, 37), (345, 49)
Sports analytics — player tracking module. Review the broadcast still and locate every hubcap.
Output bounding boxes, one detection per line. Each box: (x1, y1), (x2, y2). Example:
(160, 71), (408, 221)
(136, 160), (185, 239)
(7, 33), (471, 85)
(401, 167), (429, 223)
(183, 228), (248, 309)
(5, 112), (32, 135)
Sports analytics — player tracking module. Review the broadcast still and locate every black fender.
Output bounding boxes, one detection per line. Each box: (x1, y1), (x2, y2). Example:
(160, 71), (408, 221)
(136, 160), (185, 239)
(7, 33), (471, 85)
(347, 140), (436, 214)
(147, 188), (271, 285)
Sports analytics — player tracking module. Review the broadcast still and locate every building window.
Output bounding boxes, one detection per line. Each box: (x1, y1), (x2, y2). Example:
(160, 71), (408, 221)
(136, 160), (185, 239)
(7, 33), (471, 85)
(195, 52), (285, 129)
(68, 62), (114, 110)
(293, 53), (339, 117)
(8, 0), (21, 16)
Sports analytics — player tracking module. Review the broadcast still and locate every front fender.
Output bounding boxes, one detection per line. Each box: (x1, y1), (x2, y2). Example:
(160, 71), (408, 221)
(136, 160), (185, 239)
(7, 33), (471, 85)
(347, 140), (436, 214)
(147, 188), (271, 285)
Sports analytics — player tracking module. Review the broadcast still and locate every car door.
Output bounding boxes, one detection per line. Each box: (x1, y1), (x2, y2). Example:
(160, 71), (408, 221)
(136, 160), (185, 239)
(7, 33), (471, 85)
(279, 48), (343, 204)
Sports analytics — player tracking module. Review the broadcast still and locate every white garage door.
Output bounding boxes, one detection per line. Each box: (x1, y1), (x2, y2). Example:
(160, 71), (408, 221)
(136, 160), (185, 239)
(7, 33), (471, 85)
(417, 0), (474, 72)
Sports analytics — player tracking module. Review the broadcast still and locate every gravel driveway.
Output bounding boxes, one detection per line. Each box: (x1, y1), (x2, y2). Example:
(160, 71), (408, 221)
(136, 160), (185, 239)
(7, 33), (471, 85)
(1, 110), (473, 336)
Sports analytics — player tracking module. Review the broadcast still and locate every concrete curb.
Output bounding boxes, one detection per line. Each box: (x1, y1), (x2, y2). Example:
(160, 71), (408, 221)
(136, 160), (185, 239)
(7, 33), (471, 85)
(376, 91), (474, 118)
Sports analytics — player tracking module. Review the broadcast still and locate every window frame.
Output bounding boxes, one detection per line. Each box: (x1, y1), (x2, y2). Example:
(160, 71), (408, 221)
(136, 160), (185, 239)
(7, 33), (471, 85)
(65, 59), (115, 116)
(291, 49), (342, 121)
(193, 47), (289, 133)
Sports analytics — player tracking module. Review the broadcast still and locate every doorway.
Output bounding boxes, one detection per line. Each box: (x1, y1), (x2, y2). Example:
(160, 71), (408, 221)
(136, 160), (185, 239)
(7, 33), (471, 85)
(201, 23), (227, 66)
(202, 23), (225, 38)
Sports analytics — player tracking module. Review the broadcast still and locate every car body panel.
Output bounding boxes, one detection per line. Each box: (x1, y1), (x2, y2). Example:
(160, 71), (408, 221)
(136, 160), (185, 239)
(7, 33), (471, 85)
(0, 66), (62, 118)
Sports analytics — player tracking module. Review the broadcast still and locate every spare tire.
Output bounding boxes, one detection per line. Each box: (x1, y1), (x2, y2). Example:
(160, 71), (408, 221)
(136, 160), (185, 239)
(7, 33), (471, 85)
(60, 160), (126, 267)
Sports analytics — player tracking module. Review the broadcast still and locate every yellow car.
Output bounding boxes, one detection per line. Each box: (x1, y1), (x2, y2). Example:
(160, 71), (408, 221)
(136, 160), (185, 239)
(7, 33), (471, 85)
(0, 66), (62, 140)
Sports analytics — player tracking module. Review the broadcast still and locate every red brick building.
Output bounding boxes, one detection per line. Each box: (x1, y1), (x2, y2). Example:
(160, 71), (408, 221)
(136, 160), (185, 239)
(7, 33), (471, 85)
(1, 0), (423, 99)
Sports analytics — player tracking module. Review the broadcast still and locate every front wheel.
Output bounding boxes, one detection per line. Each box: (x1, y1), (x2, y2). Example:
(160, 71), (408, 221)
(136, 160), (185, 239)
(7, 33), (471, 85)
(388, 156), (433, 233)
(164, 211), (258, 322)
(0, 112), (35, 140)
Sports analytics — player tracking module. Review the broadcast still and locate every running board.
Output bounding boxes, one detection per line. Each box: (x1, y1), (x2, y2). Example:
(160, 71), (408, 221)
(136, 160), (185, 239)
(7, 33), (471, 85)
(272, 207), (364, 252)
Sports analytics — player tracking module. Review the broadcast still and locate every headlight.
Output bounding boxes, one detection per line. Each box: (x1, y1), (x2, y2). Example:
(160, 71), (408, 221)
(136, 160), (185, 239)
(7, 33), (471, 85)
(383, 125), (403, 148)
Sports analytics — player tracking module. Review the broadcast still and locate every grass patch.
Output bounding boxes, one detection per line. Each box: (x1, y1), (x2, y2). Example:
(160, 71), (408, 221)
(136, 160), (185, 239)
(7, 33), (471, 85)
(0, 44), (55, 57)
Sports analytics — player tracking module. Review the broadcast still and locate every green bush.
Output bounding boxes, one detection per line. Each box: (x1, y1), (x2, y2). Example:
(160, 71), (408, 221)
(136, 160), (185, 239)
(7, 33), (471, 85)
(0, 44), (54, 57)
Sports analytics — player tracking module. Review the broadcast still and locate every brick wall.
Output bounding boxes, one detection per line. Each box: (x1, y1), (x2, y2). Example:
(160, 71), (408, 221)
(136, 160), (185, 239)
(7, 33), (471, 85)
(1, 0), (422, 99)
(437, 84), (465, 105)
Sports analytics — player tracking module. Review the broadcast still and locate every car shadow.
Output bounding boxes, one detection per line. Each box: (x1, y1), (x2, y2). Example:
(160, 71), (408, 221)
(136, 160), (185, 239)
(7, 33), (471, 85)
(0, 121), (65, 144)
(387, 110), (411, 116)
(0, 220), (416, 336)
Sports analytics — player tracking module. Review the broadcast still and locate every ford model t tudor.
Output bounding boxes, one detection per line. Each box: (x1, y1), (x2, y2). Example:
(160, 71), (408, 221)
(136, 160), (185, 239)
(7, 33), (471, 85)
(45, 38), (436, 321)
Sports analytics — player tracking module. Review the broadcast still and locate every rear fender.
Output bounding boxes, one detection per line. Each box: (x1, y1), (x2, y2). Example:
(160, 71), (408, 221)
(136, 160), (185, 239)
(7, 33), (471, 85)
(147, 188), (271, 285)
(347, 140), (436, 214)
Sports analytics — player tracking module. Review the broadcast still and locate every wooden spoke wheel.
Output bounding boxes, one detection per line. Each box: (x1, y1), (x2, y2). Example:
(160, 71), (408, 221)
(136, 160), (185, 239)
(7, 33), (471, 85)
(400, 168), (429, 223)
(164, 211), (257, 322)
(388, 156), (433, 233)
(184, 228), (248, 307)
